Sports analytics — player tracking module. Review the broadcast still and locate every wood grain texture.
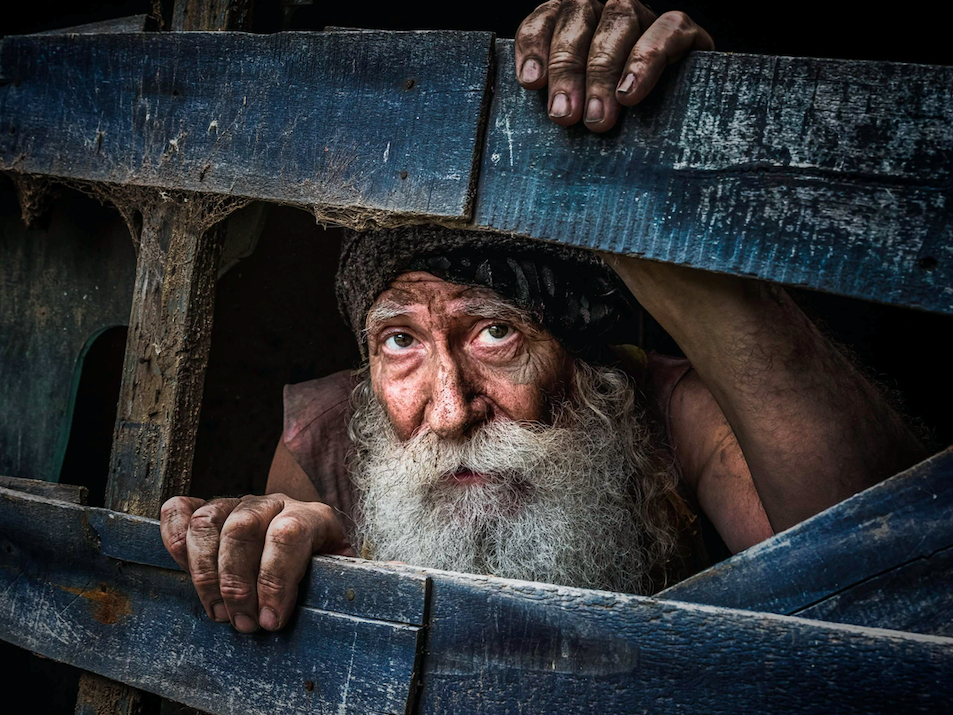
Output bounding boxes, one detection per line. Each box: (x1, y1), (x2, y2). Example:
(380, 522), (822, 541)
(0, 30), (493, 224)
(32, 15), (151, 35)
(2, 487), (951, 714)
(415, 568), (953, 714)
(105, 193), (234, 518)
(658, 447), (953, 635)
(88, 507), (431, 626)
(0, 475), (87, 504)
(0, 487), (424, 715)
(472, 41), (953, 315)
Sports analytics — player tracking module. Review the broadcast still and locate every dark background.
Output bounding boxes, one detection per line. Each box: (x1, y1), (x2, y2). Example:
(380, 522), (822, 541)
(1, 2), (951, 711)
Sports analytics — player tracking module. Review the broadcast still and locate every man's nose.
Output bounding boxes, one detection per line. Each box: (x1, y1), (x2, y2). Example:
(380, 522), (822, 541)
(426, 356), (480, 440)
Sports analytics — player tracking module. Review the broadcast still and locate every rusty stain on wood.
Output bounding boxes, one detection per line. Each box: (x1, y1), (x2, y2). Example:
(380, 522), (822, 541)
(58, 583), (132, 625)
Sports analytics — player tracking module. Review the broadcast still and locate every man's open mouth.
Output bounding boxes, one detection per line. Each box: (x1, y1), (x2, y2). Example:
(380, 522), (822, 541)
(446, 469), (489, 485)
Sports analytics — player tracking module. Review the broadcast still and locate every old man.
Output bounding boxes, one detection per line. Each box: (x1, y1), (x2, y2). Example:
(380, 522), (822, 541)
(160, 1), (925, 635)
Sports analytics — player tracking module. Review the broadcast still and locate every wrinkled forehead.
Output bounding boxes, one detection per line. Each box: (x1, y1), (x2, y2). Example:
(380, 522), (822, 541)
(367, 271), (540, 329)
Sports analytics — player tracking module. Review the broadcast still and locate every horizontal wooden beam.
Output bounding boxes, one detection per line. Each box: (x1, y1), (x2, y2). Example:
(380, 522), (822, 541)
(0, 474), (87, 504)
(473, 40), (953, 315)
(0, 30), (493, 224)
(658, 446), (953, 636)
(0, 487), (425, 715)
(0, 486), (951, 714)
(3, 33), (952, 314)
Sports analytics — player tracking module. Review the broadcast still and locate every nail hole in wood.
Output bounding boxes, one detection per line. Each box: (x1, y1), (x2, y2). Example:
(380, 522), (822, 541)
(304, 681), (315, 692)
(400, 171), (408, 180)
(403, 78), (415, 90)
(345, 588), (356, 601)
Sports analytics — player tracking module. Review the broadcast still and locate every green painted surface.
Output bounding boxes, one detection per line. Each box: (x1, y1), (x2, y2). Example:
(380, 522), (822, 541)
(0, 181), (135, 481)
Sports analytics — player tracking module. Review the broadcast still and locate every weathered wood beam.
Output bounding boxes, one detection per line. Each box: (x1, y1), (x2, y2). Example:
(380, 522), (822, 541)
(0, 487), (425, 715)
(0, 475), (87, 504)
(104, 192), (245, 516)
(0, 485), (951, 715)
(31, 14), (153, 35)
(4, 32), (950, 313)
(472, 40), (953, 315)
(658, 446), (953, 636)
(0, 30), (494, 225)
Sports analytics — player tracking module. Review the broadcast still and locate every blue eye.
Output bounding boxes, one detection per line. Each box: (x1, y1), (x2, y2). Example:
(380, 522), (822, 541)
(384, 333), (416, 350)
(479, 324), (511, 343)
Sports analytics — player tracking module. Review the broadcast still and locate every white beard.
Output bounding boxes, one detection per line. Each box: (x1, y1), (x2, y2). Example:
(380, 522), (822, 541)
(347, 362), (679, 595)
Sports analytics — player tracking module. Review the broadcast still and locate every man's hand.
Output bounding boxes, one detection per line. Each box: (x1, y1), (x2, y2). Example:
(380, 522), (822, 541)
(160, 494), (355, 633)
(515, 0), (713, 132)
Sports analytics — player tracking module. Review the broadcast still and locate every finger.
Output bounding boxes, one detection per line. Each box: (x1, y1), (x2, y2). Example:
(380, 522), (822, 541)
(515, 1), (561, 89)
(218, 495), (285, 633)
(185, 498), (241, 622)
(616, 11), (714, 107)
(583, 0), (647, 132)
(160, 496), (206, 571)
(254, 503), (332, 630)
(547, 0), (604, 126)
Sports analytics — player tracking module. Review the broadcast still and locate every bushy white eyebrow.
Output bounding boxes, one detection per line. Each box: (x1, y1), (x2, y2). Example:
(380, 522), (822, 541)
(364, 300), (411, 337)
(459, 297), (540, 332)
(364, 295), (543, 338)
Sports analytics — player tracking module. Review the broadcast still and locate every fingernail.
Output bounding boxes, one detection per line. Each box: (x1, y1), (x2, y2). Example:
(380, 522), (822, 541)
(617, 73), (636, 94)
(520, 58), (541, 84)
(550, 92), (570, 118)
(211, 601), (228, 622)
(233, 613), (258, 633)
(585, 97), (604, 123)
(259, 607), (279, 631)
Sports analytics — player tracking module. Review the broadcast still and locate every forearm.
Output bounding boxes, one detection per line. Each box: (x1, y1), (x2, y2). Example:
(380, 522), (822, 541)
(607, 256), (926, 531)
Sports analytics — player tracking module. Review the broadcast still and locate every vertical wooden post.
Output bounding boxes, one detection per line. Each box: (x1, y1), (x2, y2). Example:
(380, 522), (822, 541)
(73, 1), (256, 711)
(75, 191), (240, 715)
(106, 197), (225, 516)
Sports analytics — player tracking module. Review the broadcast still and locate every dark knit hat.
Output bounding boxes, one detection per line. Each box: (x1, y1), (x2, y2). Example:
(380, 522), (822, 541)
(335, 226), (638, 358)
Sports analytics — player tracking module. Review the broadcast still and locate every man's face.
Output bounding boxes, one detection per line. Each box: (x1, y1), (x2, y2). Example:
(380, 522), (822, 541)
(352, 271), (677, 594)
(366, 271), (574, 445)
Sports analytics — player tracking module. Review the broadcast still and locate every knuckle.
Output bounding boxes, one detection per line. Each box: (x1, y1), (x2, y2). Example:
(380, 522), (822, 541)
(165, 530), (189, 558)
(587, 51), (621, 73)
(601, 0), (637, 18)
(189, 569), (220, 589)
(629, 45), (662, 66)
(268, 515), (312, 547)
(557, 0), (598, 23)
(221, 510), (267, 541)
(659, 10), (693, 32)
(548, 49), (587, 76)
(191, 502), (230, 529)
(218, 575), (255, 602)
(257, 570), (291, 601)
(160, 497), (189, 521)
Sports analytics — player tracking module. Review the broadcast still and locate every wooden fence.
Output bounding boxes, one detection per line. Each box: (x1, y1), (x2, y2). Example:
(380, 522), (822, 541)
(0, 16), (951, 715)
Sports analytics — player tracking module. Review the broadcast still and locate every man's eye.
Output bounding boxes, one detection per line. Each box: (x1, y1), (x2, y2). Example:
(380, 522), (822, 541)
(479, 324), (512, 342)
(384, 333), (416, 350)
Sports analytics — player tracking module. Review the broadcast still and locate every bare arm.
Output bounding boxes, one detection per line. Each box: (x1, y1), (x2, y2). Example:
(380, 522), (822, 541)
(608, 257), (927, 532)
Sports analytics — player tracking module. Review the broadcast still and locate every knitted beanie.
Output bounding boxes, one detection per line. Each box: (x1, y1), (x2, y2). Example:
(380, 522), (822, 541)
(335, 225), (638, 359)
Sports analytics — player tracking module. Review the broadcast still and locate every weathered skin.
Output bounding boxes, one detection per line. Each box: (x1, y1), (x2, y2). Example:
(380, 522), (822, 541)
(367, 272), (574, 441)
(159, 4), (925, 634)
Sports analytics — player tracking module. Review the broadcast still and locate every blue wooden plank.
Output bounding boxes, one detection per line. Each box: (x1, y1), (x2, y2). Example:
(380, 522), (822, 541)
(0, 487), (424, 715)
(91, 507), (430, 625)
(0, 30), (493, 222)
(4, 486), (952, 714)
(416, 570), (953, 714)
(472, 41), (953, 315)
(658, 447), (953, 634)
